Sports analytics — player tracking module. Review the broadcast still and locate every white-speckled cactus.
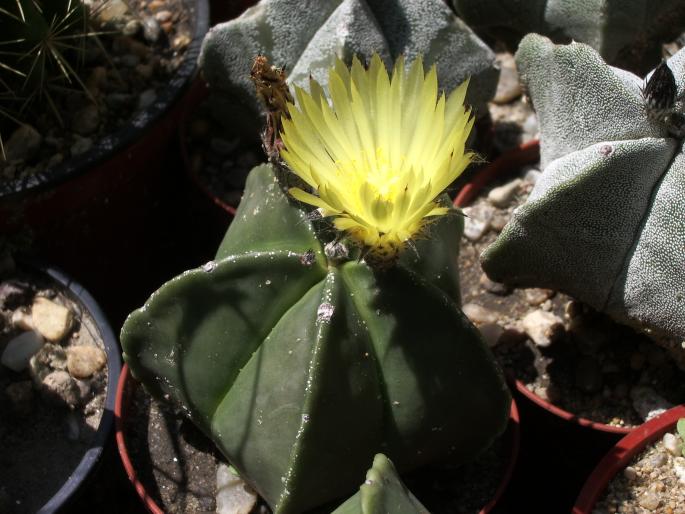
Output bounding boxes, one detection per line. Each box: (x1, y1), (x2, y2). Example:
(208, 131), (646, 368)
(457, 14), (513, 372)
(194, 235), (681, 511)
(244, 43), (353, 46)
(481, 34), (685, 341)
(200, 0), (498, 120)
(452, 0), (685, 73)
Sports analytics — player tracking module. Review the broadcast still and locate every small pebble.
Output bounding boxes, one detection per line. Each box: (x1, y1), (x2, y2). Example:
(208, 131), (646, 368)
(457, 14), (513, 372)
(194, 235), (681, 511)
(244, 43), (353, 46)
(520, 310), (563, 347)
(29, 343), (68, 384)
(623, 466), (638, 481)
(674, 457), (685, 484)
(67, 345), (107, 379)
(71, 136), (93, 156)
(479, 273), (510, 295)
(664, 433), (683, 457)
(493, 52), (521, 104)
(41, 370), (80, 407)
(462, 204), (495, 241)
(72, 104), (100, 136)
(216, 463), (258, 514)
(524, 288), (554, 306)
(487, 178), (522, 208)
(173, 34), (191, 50)
(523, 166), (542, 184)
(1, 331), (44, 372)
(4, 124), (42, 162)
(490, 213), (509, 232)
(122, 19), (142, 36)
(462, 303), (499, 325)
(154, 10), (172, 22)
(143, 17), (162, 42)
(32, 297), (73, 342)
(138, 89), (157, 109)
(638, 491), (660, 510)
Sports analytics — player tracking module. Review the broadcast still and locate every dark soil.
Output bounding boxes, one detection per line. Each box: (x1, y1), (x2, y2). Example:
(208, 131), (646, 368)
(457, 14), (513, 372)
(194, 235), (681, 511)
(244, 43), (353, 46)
(0, 269), (108, 514)
(125, 384), (221, 513)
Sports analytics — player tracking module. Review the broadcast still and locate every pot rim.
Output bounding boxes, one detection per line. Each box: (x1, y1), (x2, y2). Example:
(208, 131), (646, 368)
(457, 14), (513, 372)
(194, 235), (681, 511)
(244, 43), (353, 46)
(572, 404), (685, 513)
(0, 0), (209, 201)
(115, 363), (521, 514)
(21, 263), (122, 513)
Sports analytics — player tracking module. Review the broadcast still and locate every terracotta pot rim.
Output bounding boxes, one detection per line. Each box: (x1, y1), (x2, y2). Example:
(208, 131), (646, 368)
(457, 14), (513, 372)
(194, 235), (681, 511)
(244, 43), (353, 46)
(572, 404), (685, 513)
(0, 0), (209, 201)
(115, 363), (521, 514)
(22, 263), (122, 512)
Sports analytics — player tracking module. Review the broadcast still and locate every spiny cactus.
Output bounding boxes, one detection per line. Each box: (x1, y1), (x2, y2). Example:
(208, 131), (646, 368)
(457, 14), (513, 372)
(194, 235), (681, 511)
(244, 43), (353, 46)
(481, 34), (685, 341)
(0, 0), (95, 133)
(452, 0), (685, 74)
(332, 454), (429, 514)
(199, 0), (499, 128)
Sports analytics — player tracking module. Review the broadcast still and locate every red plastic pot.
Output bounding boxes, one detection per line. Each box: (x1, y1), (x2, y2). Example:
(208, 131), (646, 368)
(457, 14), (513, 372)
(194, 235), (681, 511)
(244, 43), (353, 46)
(573, 404), (685, 513)
(115, 363), (520, 514)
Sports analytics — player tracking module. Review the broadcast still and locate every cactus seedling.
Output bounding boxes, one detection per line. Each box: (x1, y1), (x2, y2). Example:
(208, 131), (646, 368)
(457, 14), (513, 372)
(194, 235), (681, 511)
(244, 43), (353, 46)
(121, 55), (510, 513)
(332, 454), (429, 514)
(452, 0), (685, 74)
(199, 0), (499, 134)
(678, 419), (685, 458)
(481, 34), (685, 342)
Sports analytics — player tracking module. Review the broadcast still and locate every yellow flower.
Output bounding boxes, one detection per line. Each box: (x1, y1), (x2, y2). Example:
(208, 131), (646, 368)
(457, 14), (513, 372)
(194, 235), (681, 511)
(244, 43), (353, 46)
(280, 53), (475, 265)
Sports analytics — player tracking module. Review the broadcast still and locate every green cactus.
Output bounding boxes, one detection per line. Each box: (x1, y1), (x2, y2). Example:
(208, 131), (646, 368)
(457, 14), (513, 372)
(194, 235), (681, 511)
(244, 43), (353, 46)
(332, 454), (429, 514)
(199, 0), (499, 129)
(0, 0), (95, 133)
(451, 0), (685, 74)
(481, 34), (685, 341)
(121, 162), (510, 513)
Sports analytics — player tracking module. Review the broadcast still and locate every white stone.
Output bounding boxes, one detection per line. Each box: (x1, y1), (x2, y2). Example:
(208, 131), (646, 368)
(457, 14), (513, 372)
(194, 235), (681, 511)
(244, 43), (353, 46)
(520, 310), (563, 347)
(32, 297), (73, 342)
(663, 432), (683, 456)
(462, 303), (499, 325)
(623, 466), (637, 481)
(96, 0), (129, 21)
(216, 463), (257, 514)
(487, 179), (522, 208)
(673, 456), (685, 484)
(630, 385), (674, 422)
(462, 204), (495, 241)
(523, 166), (542, 184)
(638, 491), (660, 510)
(66, 345), (107, 379)
(1, 331), (44, 371)
(41, 370), (80, 407)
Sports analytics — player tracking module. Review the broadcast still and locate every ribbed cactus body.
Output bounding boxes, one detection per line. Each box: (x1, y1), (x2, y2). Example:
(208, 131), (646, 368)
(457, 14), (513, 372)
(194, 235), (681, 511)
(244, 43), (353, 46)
(333, 454), (428, 514)
(452, 0), (685, 73)
(122, 163), (510, 513)
(199, 0), (498, 123)
(482, 35), (685, 340)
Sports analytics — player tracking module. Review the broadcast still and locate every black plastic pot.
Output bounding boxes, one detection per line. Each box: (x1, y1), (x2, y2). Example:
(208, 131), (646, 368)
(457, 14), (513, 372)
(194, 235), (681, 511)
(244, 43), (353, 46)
(4, 262), (122, 513)
(0, 0), (210, 324)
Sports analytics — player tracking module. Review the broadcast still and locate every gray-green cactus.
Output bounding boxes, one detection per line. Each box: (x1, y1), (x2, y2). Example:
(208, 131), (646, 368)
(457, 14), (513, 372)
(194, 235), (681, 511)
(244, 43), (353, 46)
(452, 0), (685, 73)
(200, 0), (498, 125)
(481, 34), (685, 341)
(333, 454), (429, 514)
(121, 163), (510, 514)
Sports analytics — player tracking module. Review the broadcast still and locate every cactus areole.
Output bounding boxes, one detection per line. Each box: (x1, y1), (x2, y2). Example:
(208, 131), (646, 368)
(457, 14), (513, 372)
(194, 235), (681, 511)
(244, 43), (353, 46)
(121, 56), (509, 513)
